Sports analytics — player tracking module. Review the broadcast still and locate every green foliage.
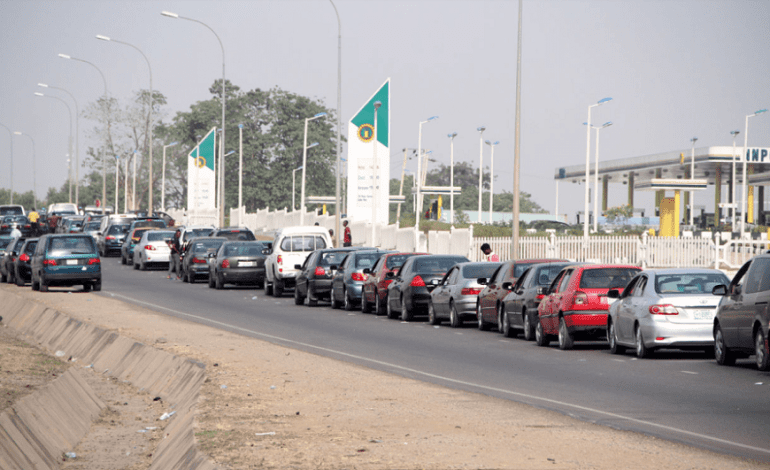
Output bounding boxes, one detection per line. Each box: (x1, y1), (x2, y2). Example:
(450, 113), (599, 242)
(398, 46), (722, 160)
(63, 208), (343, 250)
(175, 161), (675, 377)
(0, 189), (37, 209)
(604, 204), (633, 224)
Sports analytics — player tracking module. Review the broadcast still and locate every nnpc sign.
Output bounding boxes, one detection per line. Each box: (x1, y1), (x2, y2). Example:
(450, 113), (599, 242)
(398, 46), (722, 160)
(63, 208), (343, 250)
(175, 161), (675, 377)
(745, 148), (770, 162)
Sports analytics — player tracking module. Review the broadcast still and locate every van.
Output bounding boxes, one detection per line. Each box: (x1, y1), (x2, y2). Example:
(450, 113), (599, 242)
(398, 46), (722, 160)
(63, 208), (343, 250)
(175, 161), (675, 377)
(264, 226), (332, 297)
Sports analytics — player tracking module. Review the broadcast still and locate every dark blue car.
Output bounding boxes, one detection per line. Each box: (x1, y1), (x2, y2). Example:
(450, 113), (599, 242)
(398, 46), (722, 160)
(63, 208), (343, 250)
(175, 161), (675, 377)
(31, 234), (101, 292)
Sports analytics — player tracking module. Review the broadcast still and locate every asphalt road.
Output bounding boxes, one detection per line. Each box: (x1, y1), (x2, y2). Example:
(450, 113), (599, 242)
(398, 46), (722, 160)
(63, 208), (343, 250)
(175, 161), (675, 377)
(97, 258), (770, 463)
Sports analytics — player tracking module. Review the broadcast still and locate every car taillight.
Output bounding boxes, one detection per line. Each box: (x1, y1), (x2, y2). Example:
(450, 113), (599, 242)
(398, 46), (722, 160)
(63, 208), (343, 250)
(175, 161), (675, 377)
(144, 245), (156, 251)
(277, 255), (283, 264)
(24, 225), (30, 229)
(536, 294), (545, 300)
(193, 257), (207, 264)
(649, 304), (679, 315)
(222, 259), (230, 269)
(88, 258), (100, 265)
(19, 253), (29, 262)
(461, 288), (482, 295)
(411, 275), (426, 287)
(314, 266), (326, 276)
(1, 225), (7, 229)
(106, 236), (115, 241)
(43, 259), (57, 266)
(351, 272), (366, 281)
(573, 291), (588, 305)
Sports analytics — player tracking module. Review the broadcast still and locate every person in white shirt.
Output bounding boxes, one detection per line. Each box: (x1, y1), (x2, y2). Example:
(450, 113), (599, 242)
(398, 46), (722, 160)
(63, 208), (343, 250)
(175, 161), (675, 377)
(480, 243), (500, 262)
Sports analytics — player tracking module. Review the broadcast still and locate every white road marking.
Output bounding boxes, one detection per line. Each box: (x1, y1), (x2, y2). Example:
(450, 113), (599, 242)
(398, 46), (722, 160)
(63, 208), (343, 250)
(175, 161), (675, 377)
(681, 371), (698, 375)
(103, 290), (770, 457)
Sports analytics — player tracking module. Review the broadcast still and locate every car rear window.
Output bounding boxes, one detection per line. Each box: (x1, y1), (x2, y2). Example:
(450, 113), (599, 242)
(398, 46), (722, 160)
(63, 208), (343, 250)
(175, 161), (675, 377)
(386, 254), (418, 269)
(48, 237), (96, 256)
(24, 241), (37, 254)
(107, 224), (129, 235)
(85, 222), (101, 231)
(462, 263), (500, 279)
(0, 207), (24, 216)
(192, 240), (225, 253)
(279, 235), (327, 252)
(414, 257), (468, 274)
(355, 253), (381, 269)
(579, 268), (640, 289)
(148, 231), (174, 242)
(534, 264), (570, 286)
(224, 243), (262, 257)
(134, 220), (166, 229)
(218, 230), (256, 241)
(183, 228), (214, 241)
(655, 273), (730, 294)
(132, 229), (152, 241)
(513, 262), (537, 279)
(0, 238), (12, 249)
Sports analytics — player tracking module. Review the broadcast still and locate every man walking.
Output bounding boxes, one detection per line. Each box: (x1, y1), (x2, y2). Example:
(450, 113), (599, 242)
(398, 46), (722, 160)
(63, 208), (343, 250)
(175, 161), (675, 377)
(343, 220), (352, 247)
(28, 208), (40, 236)
(480, 243), (499, 262)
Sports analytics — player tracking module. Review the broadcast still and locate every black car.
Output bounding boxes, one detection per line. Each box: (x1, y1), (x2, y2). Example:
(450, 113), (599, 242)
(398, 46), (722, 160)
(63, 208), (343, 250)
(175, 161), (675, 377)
(126, 217), (167, 233)
(0, 216), (33, 237)
(209, 227), (256, 241)
(1, 237), (25, 284)
(500, 262), (572, 339)
(30, 234), (101, 292)
(13, 238), (38, 286)
(208, 241), (270, 289)
(330, 249), (390, 311)
(294, 247), (364, 306)
(386, 254), (470, 321)
(98, 223), (130, 257)
(180, 237), (227, 283)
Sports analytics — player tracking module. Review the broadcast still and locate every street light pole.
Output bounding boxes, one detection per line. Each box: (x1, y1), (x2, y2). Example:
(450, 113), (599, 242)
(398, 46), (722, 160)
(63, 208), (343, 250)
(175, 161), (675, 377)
(124, 155), (129, 213)
(477, 126), (486, 222)
(485, 140), (499, 224)
(584, 97), (612, 239)
(372, 101), (381, 244)
(161, 11), (227, 227)
(586, 121), (613, 233)
(34, 92), (73, 205)
(730, 130), (740, 227)
(38, 83), (79, 206)
(162, 141), (179, 211)
(0, 123), (13, 204)
(238, 123), (243, 224)
(512, 0), (523, 260)
(741, 109), (767, 236)
(416, 117), (438, 245)
(300, 113), (326, 225)
(690, 136), (698, 226)
(115, 156), (120, 213)
(292, 166), (303, 211)
(329, 0), (342, 247)
(448, 133), (457, 225)
(13, 132), (36, 209)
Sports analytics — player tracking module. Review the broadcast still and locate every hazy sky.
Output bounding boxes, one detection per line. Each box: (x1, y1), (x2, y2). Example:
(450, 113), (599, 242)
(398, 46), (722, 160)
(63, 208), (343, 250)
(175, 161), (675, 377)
(1, 0), (769, 219)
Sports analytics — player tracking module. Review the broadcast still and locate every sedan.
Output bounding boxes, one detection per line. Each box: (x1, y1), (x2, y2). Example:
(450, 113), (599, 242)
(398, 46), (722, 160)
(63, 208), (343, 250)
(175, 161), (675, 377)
(0, 216), (33, 237)
(180, 237), (228, 283)
(386, 254), (470, 321)
(429, 261), (500, 327)
(98, 223), (129, 257)
(133, 229), (175, 270)
(294, 247), (364, 306)
(330, 250), (390, 311)
(1, 237), (25, 284)
(607, 268), (730, 358)
(361, 252), (428, 315)
(208, 241), (270, 289)
(121, 227), (156, 265)
(12, 238), (38, 286)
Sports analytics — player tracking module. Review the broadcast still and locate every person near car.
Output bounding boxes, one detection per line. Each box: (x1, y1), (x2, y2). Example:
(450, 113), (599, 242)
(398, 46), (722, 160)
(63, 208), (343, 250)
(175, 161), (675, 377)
(9, 224), (21, 244)
(329, 229), (337, 248)
(171, 228), (183, 279)
(28, 208), (40, 236)
(343, 220), (352, 247)
(480, 243), (499, 262)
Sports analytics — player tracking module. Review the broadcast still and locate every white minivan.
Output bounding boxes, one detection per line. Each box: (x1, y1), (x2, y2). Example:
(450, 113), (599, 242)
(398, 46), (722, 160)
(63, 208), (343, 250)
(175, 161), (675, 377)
(264, 226), (332, 297)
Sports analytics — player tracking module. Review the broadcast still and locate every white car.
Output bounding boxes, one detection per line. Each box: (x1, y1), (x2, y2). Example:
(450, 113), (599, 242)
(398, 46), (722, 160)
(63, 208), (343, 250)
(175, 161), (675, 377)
(264, 226), (332, 297)
(133, 229), (175, 270)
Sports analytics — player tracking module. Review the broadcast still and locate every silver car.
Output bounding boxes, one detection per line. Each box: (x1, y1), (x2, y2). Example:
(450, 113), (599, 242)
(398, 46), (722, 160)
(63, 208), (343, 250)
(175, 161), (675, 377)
(607, 268), (730, 358)
(428, 261), (501, 328)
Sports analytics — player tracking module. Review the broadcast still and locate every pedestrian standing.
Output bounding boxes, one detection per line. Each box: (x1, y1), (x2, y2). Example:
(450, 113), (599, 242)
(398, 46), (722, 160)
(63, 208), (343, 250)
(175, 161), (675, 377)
(28, 208), (40, 236)
(170, 229), (183, 279)
(343, 220), (352, 247)
(329, 229), (337, 248)
(480, 243), (499, 262)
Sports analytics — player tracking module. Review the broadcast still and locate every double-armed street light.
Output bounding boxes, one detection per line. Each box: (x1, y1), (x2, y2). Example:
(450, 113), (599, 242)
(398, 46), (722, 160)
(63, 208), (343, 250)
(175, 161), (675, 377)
(34, 92), (73, 203)
(584, 97), (612, 239)
(162, 141), (179, 211)
(689, 137), (698, 225)
(292, 165), (305, 211)
(477, 126), (486, 222)
(730, 130), (740, 226)
(415, 116), (438, 242)
(300, 113), (327, 224)
(12, 132), (36, 209)
(448, 132), (457, 225)
(485, 140), (499, 224)
(38, 82), (80, 205)
(584, 121), (613, 233)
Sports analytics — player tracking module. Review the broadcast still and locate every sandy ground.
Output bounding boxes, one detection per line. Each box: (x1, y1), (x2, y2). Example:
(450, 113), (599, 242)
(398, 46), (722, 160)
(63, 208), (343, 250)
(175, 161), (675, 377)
(3, 283), (768, 470)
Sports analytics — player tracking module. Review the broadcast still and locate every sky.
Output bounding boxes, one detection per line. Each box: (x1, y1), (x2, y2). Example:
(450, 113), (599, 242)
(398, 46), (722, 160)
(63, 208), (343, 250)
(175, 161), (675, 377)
(1, 0), (769, 220)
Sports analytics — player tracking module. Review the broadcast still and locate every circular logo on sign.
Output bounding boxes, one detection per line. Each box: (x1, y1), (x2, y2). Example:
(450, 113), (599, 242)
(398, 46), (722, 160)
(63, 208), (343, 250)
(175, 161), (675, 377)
(357, 124), (374, 143)
(195, 156), (206, 168)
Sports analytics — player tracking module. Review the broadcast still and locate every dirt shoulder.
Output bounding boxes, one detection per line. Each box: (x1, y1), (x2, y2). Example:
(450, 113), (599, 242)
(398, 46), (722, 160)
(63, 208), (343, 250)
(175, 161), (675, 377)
(4, 284), (767, 470)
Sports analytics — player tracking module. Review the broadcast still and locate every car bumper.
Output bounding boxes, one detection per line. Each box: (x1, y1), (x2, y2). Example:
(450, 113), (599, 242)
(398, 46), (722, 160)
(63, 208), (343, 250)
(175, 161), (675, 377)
(345, 283), (364, 300)
(408, 292), (432, 311)
(563, 310), (608, 333)
(222, 267), (265, 283)
(16, 264), (31, 280)
(42, 271), (101, 286)
(309, 278), (333, 297)
(144, 252), (171, 263)
(641, 320), (715, 349)
(455, 297), (479, 317)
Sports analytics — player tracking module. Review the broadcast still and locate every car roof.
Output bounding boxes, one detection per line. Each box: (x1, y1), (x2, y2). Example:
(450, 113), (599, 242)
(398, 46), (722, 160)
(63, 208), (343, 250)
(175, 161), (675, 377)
(277, 226), (331, 236)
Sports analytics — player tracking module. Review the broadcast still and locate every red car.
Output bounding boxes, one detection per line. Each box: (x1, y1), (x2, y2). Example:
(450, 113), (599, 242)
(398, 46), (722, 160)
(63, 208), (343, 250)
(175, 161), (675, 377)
(536, 264), (640, 350)
(476, 259), (567, 330)
(361, 252), (427, 315)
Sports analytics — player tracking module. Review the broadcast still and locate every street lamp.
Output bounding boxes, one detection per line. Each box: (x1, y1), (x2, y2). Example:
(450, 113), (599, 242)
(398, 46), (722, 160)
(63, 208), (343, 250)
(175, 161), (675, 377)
(690, 137), (698, 226)
(741, 108), (767, 236)
(485, 140), (499, 224)
(292, 165), (305, 211)
(372, 101), (382, 244)
(584, 121), (613, 233)
(38, 82), (80, 205)
(415, 116), (438, 243)
(34, 92), (73, 203)
(13, 132), (36, 209)
(58, 52), (110, 214)
(161, 10), (227, 227)
(477, 126), (486, 222)
(300, 113), (326, 224)
(329, 0), (343, 248)
(96, 34), (154, 215)
(115, 155), (120, 213)
(238, 123), (243, 224)
(730, 130), (740, 226)
(448, 133), (457, 225)
(161, 141), (179, 211)
(584, 97), (612, 239)
(0, 123), (13, 204)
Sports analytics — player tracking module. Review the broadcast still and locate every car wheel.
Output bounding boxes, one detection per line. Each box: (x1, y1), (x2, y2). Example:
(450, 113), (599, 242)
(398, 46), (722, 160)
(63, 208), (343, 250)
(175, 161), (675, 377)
(558, 316), (574, 350)
(1, 270), (7, 283)
(635, 324), (651, 358)
(523, 310), (535, 341)
(83, 283), (92, 292)
(307, 287), (318, 306)
(535, 319), (550, 347)
(265, 279), (273, 296)
(140, 257), (147, 271)
(449, 301), (462, 328)
(121, 254), (126, 265)
(189, 272), (196, 284)
(31, 274), (39, 291)
(208, 273), (216, 288)
(215, 273), (224, 290)
(477, 303), (489, 330)
(501, 305), (515, 338)
(608, 320), (625, 355)
(428, 301), (440, 325)
(714, 324), (736, 366)
(401, 296), (413, 321)
(375, 291), (384, 316)
(361, 291), (372, 313)
(343, 288), (354, 311)
(386, 294), (398, 319)
(39, 276), (48, 292)
(273, 279), (284, 297)
(7, 269), (14, 284)
(755, 328), (770, 371)
(330, 285), (340, 309)
(92, 280), (102, 292)
(294, 285), (305, 305)
(15, 271), (24, 287)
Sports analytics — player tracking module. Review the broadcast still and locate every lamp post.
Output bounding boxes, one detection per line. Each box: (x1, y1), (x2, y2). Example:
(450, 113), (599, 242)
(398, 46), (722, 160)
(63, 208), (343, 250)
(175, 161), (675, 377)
(34, 92), (73, 203)
(741, 109), (768, 236)
(115, 155), (120, 213)
(124, 154), (129, 213)
(0, 123), (14, 204)
(477, 126), (486, 222)
(161, 141), (179, 211)
(690, 137), (698, 226)
(730, 130), (740, 226)
(96, 35), (154, 215)
(300, 113), (326, 225)
(485, 140), (499, 224)
(584, 121), (613, 233)
(584, 97), (612, 239)
(329, 0), (342, 247)
(238, 123), (243, 224)
(448, 133), (457, 225)
(38, 83), (79, 206)
(372, 101), (382, 244)
(415, 116), (438, 244)
(132, 150), (137, 210)
(292, 166), (304, 211)
(512, 0), (523, 260)
(12, 132), (36, 209)
(162, 11), (227, 227)
(58, 53), (110, 214)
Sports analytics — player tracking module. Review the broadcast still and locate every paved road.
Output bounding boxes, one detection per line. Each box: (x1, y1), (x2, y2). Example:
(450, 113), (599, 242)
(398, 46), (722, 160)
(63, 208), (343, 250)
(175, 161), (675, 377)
(98, 258), (770, 462)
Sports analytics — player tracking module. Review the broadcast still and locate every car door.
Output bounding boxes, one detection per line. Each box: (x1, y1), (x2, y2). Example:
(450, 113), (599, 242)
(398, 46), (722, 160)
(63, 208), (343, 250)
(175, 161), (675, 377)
(430, 268), (451, 315)
(549, 268), (575, 332)
(507, 270), (530, 327)
(738, 258), (770, 348)
(615, 275), (642, 342)
(540, 269), (567, 329)
(720, 260), (751, 347)
(480, 264), (505, 320)
(297, 253), (314, 297)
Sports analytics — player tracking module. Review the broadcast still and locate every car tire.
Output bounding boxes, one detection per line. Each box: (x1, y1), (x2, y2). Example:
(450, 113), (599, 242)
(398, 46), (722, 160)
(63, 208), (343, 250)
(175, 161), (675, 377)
(93, 280), (102, 292)
(635, 324), (651, 358)
(343, 289), (354, 311)
(265, 278), (273, 296)
(714, 324), (736, 366)
(1, 271), (6, 283)
(273, 279), (284, 297)
(375, 291), (384, 316)
(83, 283), (92, 292)
(608, 320), (625, 355)
(140, 257), (147, 271)
(361, 291), (372, 313)
(449, 301), (462, 328)
(401, 296), (413, 321)
(523, 310), (535, 341)
(208, 273), (215, 288)
(31, 274), (39, 291)
(7, 269), (14, 284)
(427, 301), (440, 325)
(15, 272), (24, 287)
(294, 285), (305, 305)
(535, 319), (550, 347)
(558, 316), (574, 350)
(501, 305), (515, 338)
(39, 277), (48, 292)
(121, 254), (126, 265)
(386, 294), (398, 319)
(755, 328), (770, 371)
(330, 285), (340, 309)
(216, 273), (224, 290)
(477, 303), (489, 331)
(307, 286), (318, 307)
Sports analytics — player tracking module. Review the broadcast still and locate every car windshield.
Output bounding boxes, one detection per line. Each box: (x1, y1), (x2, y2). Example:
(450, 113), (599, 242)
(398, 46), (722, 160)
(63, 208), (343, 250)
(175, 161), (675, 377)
(192, 240), (225, 253)
(355, 253), (381, 269)
(147, 231), (174, 242)
(279, 235), (327, 252)
(534, 264), (570, 286)
(319, 251), (349, 267)
(85, 222), (101, 231)
(107, 224), (129, 235)
(655, 273), (730, 294)
(48, 237), (96, 256)
(224, 243), (262, 257)
(218, 230), (256, 241)
(386, 254), (419, 269)
(579, 267), (640, 289)
(414, 257), (467, 274)
(183, 228), (214, 241)
(462, 263), (500, 279)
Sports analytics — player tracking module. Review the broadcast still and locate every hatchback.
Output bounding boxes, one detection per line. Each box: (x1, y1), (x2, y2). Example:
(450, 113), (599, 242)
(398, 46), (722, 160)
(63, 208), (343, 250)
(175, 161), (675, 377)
(30, 234), (101, 292)
(429, 261), (501, 327)
(330, 250), (390, 310)
(99, 223), (130, 257)
(208, 241), (270, 289)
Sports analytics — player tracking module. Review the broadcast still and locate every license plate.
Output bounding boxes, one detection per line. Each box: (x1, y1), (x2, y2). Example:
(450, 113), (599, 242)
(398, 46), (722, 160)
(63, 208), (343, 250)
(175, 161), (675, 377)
(66, 259), (78, 265)
(692, 309), (713, 320)
(239, 261), (256, 267)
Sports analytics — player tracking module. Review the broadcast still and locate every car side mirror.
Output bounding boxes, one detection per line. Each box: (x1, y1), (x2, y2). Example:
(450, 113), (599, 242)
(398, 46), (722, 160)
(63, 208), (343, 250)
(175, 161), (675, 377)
(362, 268), (371, 274)
(207, 252), (216, 258)
(477, 277), (488, 285)
(385, 271), (395, 279)
(501, 281), (512, 291)
(429, 278), (441, 286)
(294, 264), (302, 270)
(96, 232), (102, 236)
(262, 249), (271, 255)
(536, 286), (548, 296)
(607, 289), (620, 299)
(712, 284), (728, 296)
(330, 265), (339, 271)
